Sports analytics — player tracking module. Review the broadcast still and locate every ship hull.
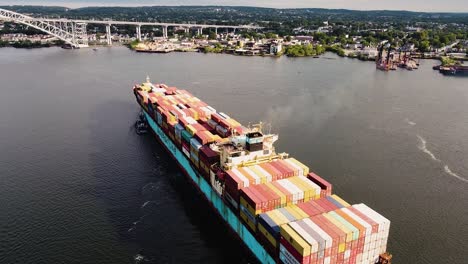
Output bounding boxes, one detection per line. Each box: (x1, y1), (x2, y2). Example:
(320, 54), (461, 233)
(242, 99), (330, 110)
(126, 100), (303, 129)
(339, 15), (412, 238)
(141, 109), (276, 264)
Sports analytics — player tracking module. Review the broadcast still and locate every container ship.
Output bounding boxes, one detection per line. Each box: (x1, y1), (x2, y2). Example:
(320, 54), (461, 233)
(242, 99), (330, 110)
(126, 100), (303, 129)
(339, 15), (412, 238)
(133, 77), (393, 264)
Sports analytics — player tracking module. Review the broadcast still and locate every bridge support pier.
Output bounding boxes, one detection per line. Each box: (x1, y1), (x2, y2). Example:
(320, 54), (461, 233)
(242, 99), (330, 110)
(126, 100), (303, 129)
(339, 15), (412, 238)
(184, 27), (189, 34)
(215, 27), (218, 35)
(197, 27), (203, 36)
(106, 24), (112, 46)
(162, 26), (168, 39)
(136, 25), (142, 41)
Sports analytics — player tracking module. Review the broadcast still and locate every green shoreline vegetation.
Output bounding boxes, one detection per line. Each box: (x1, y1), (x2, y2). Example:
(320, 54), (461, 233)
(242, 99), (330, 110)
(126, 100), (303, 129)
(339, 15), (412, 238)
(0, 39), (64, 48)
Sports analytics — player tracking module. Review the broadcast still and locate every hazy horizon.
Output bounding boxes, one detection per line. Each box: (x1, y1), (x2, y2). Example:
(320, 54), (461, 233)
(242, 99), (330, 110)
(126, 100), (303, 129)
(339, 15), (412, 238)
(1, 0), (468, 13)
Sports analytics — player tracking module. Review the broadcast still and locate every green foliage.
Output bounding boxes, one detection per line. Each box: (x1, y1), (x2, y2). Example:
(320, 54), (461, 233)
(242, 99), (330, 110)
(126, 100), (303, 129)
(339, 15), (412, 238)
(325, 45), (346, 57)
(203, 43), (224, 53)
(418, 40), (431, 52)
(129, 39), (140, 49)
(11, 40), (48, 48)
(264, 32), (277, 39)
(440, 56), (457, 66)
(208, 31), (217, 40)
(284, 44), (326, 57)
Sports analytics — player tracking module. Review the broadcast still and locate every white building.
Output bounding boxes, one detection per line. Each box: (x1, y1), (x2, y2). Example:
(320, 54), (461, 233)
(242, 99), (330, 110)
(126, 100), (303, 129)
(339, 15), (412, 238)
(270, 43), (282, 54)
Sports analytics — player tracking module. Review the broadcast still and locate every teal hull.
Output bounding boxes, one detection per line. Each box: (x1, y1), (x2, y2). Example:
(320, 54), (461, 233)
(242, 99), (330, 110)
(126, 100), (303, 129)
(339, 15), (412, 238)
(143, 110), (276, 264)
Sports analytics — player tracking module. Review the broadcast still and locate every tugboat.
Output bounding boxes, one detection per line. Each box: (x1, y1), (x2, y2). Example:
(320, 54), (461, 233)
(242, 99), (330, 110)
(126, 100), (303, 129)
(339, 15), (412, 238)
(135, 111), (148, 135)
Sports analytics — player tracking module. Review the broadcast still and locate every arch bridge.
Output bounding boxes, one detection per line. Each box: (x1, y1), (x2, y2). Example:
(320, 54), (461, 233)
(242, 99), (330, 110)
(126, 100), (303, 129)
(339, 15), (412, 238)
(0, 7), (263, 48)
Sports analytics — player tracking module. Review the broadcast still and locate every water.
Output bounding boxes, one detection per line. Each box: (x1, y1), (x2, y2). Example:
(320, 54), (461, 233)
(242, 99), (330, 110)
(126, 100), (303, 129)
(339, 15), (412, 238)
(0, 47), (466, 264)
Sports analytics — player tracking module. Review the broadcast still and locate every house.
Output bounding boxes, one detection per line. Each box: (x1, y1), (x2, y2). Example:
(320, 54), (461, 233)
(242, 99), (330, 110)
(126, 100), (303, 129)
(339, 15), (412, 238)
(361, 47), (378, 58)
(347, 43), (363, 50)
(270, 42), (283, 55)
(295, 36), (314, 42)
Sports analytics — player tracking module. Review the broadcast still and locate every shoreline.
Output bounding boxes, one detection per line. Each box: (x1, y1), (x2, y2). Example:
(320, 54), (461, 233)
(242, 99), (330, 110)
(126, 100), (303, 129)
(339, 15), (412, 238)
(1, 44), (466, 64)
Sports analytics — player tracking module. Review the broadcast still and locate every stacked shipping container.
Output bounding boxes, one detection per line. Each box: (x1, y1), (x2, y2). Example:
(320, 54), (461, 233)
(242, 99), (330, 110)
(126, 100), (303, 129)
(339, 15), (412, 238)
(279, 203), (390, 264)
(133, 82), (391, 264)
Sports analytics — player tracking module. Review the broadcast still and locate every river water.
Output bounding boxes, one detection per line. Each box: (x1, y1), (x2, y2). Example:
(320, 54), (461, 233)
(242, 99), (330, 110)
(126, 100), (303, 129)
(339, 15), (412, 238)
(0, 47), (466, 264)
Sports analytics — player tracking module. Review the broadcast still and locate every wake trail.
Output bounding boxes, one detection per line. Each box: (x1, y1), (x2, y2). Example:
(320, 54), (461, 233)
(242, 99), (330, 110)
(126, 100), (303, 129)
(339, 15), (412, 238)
(416, 135), (440, 162)
(444, 165), (468, 184)
(416, 135), (468, 184)
(405, 118), (416, 126)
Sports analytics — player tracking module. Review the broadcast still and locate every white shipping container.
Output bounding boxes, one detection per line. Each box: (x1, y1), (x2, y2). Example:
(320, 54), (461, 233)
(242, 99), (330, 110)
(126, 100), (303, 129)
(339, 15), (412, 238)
(242, 167), (261, 185)
(185, 116), (198, 125)
(289, 222), (319, 253)
(341, 208), (372, 238)
(303, 218), (333, 249)
(231, 168), (250, 188)
(277, 180), (302, 202)
(296, 176), (321, 197)
(284, 158), (304, 176)
(254, 165), (273, 182)
(296, 222), (326, 253)
(218, 112), (230, 119)
(206, 106), (216, 112)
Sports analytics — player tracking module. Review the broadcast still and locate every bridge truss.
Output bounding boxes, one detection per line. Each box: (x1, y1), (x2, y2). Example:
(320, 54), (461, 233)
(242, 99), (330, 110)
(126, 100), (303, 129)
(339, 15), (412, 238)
(0, 8), (88, 48)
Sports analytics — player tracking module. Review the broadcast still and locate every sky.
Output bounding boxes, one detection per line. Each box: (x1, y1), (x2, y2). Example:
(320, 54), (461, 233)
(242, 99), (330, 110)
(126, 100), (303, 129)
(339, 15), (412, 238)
(0, 0), (467, 12)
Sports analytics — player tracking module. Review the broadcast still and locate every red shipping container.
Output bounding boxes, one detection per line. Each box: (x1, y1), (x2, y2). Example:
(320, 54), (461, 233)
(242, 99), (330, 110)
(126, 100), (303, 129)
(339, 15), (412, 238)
(211, 112), (223, 123)
(258, 184), (280, 211)
(309, 200), (327, 214)
(219, 118), (232, 129)
(307, 172), (332, 195)
(310, 216), (339, 251)
(278, 159), (300, 176)
(254, 185), (273, 212)
(315, 215), (347, 246)
(297, 202), (317, 217)
(316, 198), (337, 212)
(271, 181), (293, 204)
(260, 163), (282, 180)
(348, 207), (379, 234)
(241, 186), (262, 213)
(270, 161), (292, 178)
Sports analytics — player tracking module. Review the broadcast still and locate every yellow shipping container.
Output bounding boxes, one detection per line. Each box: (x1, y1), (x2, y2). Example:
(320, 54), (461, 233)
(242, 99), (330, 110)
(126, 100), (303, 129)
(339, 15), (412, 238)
(140, 84), (152, 92)
(280, 224), (311, 257)
(288, 177), (311, 202)
(288, 158), (310, 176)
(240, 196), (261, 216)
(258, 221), (278, 248)
(186, 125), (197, 136)
(249, 166), (268, 184)
(284, 206), (303, 220)
(240, 210), (256, 232)
(190, 108), (199, 120)
(270, 210), (289, 226)
(331, 194), (351, 207)
(296, 176), (321, 199)
(265, 182), (287, 207)
(323, 213), (353, 245)
(288, 204), (309, 219)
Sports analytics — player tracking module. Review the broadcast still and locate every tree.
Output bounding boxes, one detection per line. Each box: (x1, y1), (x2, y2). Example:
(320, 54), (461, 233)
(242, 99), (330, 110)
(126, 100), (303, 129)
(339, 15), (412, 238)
(265, 32), (277, 39)
(208, 31), (217, 40)
(418, 40), (431, 52)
